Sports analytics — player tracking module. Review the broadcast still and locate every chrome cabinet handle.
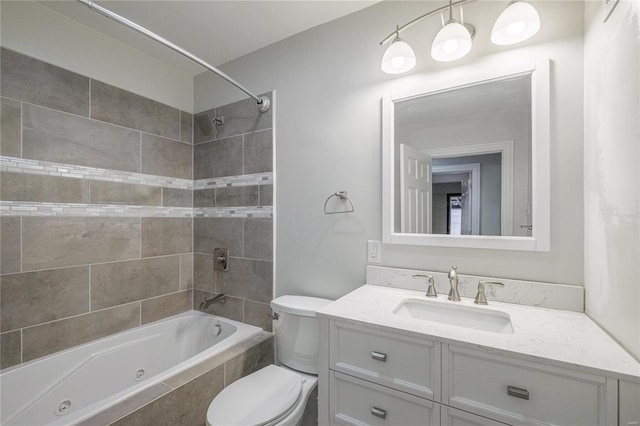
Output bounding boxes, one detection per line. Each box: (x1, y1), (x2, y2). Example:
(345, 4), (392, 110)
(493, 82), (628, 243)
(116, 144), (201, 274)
(507, 385), (530, 400)
(371, 351), (387, 362)
(371, 407), (387, 419)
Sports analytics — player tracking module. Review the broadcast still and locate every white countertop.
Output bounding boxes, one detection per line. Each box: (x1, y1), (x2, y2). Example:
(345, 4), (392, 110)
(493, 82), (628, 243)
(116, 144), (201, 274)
(317, 284), (640, 382)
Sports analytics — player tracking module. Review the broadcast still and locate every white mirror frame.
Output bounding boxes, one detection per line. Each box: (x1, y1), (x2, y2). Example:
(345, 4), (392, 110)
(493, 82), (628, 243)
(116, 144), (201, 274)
(382, 57), (550, 251)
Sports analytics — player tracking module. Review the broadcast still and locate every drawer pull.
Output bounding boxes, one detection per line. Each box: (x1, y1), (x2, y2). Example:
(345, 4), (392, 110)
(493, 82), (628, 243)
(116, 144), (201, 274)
(507, 385), (530, 400)
(371, 351), (387, 362)
(371, 407), (387, 419)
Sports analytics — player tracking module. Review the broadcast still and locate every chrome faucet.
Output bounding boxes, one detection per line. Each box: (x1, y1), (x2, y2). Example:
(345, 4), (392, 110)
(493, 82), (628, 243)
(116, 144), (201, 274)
(412, 274), (438, 298)
(448, 266), (461, 301)
(199, 293), (226, 310)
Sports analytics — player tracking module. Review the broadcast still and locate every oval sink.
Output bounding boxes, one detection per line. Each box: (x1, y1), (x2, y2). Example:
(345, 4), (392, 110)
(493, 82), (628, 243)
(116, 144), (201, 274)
(393, 298), (514, 334)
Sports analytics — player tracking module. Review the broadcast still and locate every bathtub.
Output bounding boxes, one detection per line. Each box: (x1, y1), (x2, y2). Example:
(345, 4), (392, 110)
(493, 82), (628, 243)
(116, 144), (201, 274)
(0, 310), (263, 425)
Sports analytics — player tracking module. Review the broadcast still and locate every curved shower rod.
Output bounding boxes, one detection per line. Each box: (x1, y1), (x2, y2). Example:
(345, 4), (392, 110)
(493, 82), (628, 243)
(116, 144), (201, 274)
(77, 0), (270, 113)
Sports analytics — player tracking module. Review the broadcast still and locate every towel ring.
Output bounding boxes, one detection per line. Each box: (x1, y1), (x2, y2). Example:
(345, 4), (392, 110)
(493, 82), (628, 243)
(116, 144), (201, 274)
(324, 191), (355, 215)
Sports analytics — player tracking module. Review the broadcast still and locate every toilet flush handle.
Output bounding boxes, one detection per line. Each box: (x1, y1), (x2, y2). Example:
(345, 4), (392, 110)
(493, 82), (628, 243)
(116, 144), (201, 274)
(266, 312), (279, 320)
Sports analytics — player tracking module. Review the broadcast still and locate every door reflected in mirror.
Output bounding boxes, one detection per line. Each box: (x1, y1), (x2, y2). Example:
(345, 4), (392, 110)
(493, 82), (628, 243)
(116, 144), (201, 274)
(394, 75), (532, 237)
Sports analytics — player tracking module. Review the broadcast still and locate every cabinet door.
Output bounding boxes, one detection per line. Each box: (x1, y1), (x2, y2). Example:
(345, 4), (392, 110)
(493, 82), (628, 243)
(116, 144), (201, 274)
(330, 371), (440, 426)
(442, 406), (510, 426)
(443, 344), (615, 426)
(330, 321), (440, 400)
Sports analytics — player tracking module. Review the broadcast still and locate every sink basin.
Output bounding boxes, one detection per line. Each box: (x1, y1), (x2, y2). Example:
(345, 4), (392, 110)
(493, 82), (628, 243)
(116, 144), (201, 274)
(393, 298), (514, 334)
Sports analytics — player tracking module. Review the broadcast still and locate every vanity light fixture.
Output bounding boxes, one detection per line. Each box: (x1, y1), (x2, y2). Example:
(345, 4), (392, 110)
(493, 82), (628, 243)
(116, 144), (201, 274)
(381, 26), (417, 74)
(380, 0), (540, 73)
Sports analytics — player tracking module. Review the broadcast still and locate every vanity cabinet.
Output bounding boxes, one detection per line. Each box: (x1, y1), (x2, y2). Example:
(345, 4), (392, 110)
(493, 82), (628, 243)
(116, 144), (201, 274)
(322, 320), (616, 426)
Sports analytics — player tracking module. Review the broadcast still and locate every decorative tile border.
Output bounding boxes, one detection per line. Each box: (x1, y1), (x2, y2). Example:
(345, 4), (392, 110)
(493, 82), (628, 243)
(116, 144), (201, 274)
(366, 265), (584, 312)
(0, 201), (272, 218)
(0, 156), (272, 190)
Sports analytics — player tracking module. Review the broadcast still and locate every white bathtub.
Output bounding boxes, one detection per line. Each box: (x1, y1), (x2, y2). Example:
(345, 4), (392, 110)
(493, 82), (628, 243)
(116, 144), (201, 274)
(0, 310), (262, 425)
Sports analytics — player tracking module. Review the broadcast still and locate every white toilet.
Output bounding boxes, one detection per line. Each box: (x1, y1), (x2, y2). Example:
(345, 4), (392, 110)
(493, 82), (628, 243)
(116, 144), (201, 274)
(206, 295), (333, 426)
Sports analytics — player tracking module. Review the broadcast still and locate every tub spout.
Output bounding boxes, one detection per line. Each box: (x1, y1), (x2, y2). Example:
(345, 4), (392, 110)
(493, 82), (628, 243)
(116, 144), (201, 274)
(199, 294), (226, 310)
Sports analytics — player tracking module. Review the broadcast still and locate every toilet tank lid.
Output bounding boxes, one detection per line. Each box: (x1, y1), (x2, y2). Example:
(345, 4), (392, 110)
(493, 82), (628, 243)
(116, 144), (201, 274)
(270, 295), (333, 317)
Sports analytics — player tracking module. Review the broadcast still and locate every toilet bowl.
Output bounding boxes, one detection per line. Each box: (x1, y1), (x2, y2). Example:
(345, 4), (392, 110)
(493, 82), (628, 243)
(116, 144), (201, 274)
(206, 295), (332, 426)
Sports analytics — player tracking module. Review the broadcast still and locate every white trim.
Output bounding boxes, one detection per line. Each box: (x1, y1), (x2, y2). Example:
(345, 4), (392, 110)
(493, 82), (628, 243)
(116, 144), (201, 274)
(382, 57), (550, 252)
(424, 140), (515, 236)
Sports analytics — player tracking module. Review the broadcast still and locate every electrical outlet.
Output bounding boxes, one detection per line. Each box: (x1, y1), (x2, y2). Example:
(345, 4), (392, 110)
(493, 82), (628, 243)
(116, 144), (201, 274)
(367, 240), (381, 263)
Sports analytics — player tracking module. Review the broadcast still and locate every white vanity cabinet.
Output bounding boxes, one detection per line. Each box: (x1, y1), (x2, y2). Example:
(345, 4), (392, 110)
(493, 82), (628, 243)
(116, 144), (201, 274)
(320, 319), (617, 426)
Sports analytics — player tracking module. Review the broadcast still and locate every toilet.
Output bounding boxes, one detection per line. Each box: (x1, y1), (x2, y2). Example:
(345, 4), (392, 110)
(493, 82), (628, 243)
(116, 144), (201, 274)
(206, 295), (333, 426)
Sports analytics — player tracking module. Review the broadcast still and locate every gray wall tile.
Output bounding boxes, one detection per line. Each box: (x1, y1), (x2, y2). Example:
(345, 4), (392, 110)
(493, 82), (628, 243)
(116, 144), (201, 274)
(163, 188), (193, 207)
(260, 184), (273, 206)
(91, 80), (179, 139)
(193, 254), (214, 291)
(141, 290), (192, 325)
(224, 337), (274, 386)
(141, 133), (192, 180)
(180, 111), (193, 144)
(194, 136), (243, 179)
(1, 331), (21, 370)
(193, 218), (243, 256)
(1, 97), (21, 157)
(112, 364), (224, 426)
(214, 95), (272, 140)
(91, 256), (180, 311)
(244, 300), (272, 332)
(215, 186), (259, 207)
(219, 258), (272, 304)
(193, 188), (216, 208)
(22, 302), (140, 362)
(141, 218), (192, 257)
(1, 217), (21, 274)
(1, 172), (89, 203)
(244, 219), (273, 261)
(1, 266), (89, 332)
(180, 254), (194, 290)
(194, 290), (243, 322)
(22, 217), (141, 271)
(244, 130), (273, 174)
(22, 104), (141, 173)
(0, 48), (89, 116)
(90, 181), (161, 206)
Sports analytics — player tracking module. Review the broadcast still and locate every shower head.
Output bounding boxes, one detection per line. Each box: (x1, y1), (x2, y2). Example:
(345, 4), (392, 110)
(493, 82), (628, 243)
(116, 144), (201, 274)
(194, 112), (224, 137)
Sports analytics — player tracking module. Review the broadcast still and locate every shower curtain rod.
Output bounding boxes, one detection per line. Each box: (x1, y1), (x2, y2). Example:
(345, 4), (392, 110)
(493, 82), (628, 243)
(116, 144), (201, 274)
(77, 0), (270, 113)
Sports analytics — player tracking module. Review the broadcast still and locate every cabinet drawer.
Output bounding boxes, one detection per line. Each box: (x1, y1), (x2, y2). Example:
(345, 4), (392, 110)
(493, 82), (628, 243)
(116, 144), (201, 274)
(330, 321), (439, 399)
(330, 371), (439, 426)
(442, 406), (509, 426)
(443, 345), (612, 426)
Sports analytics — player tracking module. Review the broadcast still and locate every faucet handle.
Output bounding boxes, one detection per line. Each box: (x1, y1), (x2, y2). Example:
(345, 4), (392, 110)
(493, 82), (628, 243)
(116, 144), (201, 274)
(412, 274), (437, 298)
(474, 281), (504, 305)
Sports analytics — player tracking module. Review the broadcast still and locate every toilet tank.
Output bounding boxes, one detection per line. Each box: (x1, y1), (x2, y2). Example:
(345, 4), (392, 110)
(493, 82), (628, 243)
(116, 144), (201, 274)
(270, 296), (333, 375)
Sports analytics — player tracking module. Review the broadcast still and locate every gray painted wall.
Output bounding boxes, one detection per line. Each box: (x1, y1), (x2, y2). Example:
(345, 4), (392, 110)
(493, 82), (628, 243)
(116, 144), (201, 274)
(583, 1), (639, 360)
(195, 1), (585, 299)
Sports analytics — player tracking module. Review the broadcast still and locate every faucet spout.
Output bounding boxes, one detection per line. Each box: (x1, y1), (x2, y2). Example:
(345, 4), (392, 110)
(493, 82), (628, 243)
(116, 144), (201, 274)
(199, 293), (226, 310)
(448, 266), (461, 301)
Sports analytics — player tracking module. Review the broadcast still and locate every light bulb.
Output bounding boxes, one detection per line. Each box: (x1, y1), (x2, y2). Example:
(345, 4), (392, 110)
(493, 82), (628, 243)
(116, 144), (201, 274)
(491, 1), (540, 45)
(381, 36), (416, 74)
(431, 21), (472, 62)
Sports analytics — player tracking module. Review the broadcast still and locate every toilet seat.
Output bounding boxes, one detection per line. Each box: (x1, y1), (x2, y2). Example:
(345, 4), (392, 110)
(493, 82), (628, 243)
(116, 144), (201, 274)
(207, 365), (303, 426)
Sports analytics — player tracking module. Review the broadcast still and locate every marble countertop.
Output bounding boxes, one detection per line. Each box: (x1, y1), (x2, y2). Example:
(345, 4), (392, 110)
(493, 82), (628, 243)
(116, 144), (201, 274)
(317, 284), (640, 382)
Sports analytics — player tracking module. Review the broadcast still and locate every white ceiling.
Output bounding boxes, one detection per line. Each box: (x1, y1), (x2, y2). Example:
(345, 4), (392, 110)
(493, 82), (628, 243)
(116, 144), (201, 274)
(41, 0), (377, 76)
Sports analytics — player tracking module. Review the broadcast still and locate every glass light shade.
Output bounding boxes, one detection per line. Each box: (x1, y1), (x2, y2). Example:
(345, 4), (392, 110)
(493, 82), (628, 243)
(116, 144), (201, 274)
(431, 21), (472, 62)
(491, 1), (540, 45)
(381, 38), (416, 74)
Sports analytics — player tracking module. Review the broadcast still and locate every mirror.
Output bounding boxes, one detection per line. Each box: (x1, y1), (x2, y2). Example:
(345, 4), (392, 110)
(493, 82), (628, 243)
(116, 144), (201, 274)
(382, 58), (550, 251)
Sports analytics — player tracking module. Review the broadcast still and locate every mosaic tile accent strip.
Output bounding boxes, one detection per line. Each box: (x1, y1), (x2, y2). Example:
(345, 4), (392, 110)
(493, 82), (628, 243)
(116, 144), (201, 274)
(0, 201), (272, 218)
(0, 156), (272, 189)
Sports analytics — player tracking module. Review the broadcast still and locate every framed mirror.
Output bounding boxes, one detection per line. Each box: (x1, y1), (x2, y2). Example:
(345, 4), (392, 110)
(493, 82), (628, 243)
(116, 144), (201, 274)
(382, 58), (550, 251)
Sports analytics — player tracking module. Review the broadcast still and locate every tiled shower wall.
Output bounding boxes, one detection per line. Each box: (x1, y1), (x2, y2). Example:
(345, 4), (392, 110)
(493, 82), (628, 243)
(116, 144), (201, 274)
(0, 48), (274, 371)
(192, 97), (274, 332)
(0, 48), (194, 369)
